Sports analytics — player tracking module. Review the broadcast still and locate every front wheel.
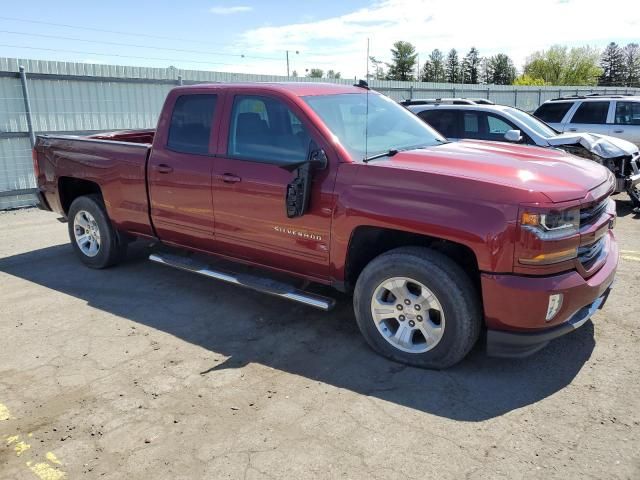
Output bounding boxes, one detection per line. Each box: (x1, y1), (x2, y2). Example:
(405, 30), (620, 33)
(67, 194), (126, 269)
(628, 185), (640, 209)
(353, 247), (481, 369)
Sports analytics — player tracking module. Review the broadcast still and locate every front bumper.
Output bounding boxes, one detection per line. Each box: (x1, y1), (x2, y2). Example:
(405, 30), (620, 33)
(486, 284), (613, 357)
(482, 230), (618, 357)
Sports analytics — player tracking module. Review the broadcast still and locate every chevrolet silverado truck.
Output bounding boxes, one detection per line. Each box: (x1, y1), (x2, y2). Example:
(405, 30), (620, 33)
(33, 82), (618, 369)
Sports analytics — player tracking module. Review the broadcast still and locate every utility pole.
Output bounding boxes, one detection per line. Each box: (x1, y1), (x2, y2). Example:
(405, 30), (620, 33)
(366, 38), (370, 80)
(286, 50), (299, 77)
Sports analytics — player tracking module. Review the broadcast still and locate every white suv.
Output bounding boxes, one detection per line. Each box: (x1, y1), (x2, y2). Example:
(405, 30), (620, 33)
(533, 95), (640, 147)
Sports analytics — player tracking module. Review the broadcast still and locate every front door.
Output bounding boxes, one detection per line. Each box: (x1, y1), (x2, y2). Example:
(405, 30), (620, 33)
(212, 93), (336, 281)
(148, 93), (220, 251)
(562, 101), (612, 135)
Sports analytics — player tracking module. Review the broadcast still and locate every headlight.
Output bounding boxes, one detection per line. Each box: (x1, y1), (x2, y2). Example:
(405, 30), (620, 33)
(521, 208), (580, 240)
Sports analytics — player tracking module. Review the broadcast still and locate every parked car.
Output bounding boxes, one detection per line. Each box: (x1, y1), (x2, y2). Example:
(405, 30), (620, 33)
(401, 98), (495, 107)
(33, 82), (617, 369)
(533, 94), (640, 147)
(407, 102), (640, 207)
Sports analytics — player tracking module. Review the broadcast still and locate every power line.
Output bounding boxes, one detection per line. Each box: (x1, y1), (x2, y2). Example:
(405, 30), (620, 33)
(0, 30), (281, 61)
(0, 15), (360, 61)
(0, 44), (244, 67)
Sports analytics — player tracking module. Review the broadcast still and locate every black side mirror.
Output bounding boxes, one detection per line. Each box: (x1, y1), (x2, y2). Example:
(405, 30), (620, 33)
(309, 148), (328, 170)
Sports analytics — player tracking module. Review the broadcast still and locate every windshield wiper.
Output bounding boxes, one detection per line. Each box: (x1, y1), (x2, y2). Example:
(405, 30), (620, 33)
(362, 149), (399, 163)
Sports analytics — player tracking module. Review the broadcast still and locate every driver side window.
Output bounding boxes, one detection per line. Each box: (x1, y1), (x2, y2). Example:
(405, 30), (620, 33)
(228, 95), (311, 165)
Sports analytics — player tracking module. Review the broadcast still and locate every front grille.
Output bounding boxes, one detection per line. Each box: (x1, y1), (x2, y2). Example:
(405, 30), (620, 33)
(580, 198), (608, 227)
(578, 236), (606, 270)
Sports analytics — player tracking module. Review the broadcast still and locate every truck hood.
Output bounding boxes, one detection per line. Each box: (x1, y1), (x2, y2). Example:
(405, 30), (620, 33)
(546, 132), (638, 158)
(380, 140), (610, 203)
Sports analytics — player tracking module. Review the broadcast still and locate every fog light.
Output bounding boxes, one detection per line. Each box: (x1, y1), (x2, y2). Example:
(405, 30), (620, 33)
(546, 293), (564, 322)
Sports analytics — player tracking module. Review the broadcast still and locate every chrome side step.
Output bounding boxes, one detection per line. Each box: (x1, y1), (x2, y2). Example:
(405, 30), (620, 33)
(149, 253), (335, 311)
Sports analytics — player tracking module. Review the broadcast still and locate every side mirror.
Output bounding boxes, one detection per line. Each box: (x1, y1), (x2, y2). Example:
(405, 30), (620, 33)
(504, 129), (522, 142)
(309, 148), (328, 170)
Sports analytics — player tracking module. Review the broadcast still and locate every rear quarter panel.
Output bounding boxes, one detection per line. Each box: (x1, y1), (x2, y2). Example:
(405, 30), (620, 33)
(36, 136), (153, 237)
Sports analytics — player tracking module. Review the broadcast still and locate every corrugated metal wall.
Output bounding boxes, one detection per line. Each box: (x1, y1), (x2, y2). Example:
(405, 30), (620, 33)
(1, 56), (639, 210)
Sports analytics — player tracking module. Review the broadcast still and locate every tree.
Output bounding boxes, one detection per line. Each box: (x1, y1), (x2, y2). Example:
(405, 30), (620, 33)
(306, 68), (323, 78)
(599, 42), (626, 86)
(369, 56), (387, 80)
(462, 47), (480, 84)
(513, 74), (548, 86)
(623, 43), (640, 87)
(326, 69), (341, 79)
(487, 54), (517, 85)
(445, 49), (460, 83)
(524, 45), (601, 85)
(387, 41), (417, 81)
(420, 49), (445, 82)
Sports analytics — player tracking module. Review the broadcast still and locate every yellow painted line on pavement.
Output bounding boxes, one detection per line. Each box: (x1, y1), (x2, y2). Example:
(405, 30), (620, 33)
(620, 250), (639, 254)
(26, 461), (66, 480)
(2, 404), (67, 479)
(45, 452), (62, 465)
(621, 255), (640, 262)
(0, 403), (10, 420)
(14, 440), (31, 456)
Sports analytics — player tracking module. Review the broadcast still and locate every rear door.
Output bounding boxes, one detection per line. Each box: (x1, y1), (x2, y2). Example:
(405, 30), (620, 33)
(148, 92), (222, 251)
(562, 101), (612, 135)
(610, 100), (640, 146)
(211, 91), (337, 281)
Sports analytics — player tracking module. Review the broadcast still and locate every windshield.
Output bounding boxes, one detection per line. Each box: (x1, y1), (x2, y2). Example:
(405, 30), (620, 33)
(303, 93), (446, 160)
(505, 108), (559, 139)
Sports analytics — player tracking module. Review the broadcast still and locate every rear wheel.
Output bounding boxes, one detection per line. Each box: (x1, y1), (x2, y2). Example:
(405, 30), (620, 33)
(353, 247), (481, 369)
(67, 194), (126, 269)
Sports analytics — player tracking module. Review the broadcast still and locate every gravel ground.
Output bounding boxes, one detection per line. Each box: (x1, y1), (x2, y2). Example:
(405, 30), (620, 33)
(0, 199), (639, 480)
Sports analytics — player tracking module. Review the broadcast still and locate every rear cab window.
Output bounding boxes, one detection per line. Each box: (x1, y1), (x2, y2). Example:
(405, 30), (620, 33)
(569, 101), (610, 124)
(167, 94), (217, 154)
(533, 102), (573, 123)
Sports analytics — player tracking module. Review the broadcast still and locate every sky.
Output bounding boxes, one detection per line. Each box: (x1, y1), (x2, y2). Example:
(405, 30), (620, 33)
(1, 0), (639, 78)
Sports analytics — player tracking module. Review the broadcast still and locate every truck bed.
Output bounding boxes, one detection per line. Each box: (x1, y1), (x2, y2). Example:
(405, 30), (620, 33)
(35, 130), (155, 237)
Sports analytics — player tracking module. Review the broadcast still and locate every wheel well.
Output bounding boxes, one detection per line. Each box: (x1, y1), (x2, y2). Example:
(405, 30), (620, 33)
(344, 226), (480, 292)
(58, 177), (102, 215)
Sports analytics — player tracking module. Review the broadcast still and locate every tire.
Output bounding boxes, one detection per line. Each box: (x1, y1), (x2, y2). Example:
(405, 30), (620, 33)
(353, 246), (481, 369)
(628, 186), (640, 209)
(67, 194), (127, 269)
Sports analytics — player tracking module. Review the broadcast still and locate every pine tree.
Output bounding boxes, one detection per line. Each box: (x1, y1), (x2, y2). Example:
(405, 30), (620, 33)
(488, 54), (517, 85)
(445, 49), (460, 83)
(387, 41), (417, 81)
(599, 42), (626, 86)
(462, 47), (480, 84)
(623, 43), (640, 87)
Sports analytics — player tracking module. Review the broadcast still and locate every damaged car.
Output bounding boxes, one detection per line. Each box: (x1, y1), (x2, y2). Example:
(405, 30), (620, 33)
(407, 102), (640, 207)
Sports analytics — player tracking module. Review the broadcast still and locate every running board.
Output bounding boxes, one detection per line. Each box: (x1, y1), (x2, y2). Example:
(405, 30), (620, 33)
(148, 253), (335, 311)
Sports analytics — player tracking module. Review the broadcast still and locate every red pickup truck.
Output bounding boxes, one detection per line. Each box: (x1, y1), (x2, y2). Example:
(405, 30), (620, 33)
(33, 82), (618, 368)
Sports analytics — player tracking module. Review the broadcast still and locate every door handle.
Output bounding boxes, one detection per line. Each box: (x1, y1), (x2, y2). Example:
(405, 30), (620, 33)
(220, 173), (241, 184)
(156, 164), (173, 174)
(568, 128), (577, 132)
(613, 129), (624, 133)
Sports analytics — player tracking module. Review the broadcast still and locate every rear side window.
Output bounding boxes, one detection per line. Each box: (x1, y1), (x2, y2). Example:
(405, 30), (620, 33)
(228, 95), (311, 165)
(167, 94), (217, 154)
(418, 110), (458, 138)
(614, 102), (640, 125)
(570, 101), (609, 124)
(534, 102), (572, 123)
